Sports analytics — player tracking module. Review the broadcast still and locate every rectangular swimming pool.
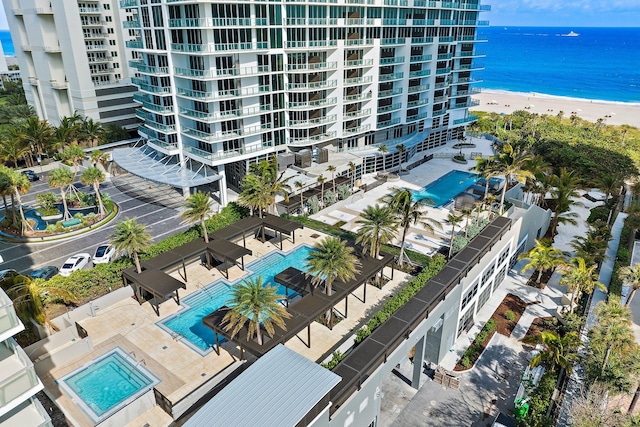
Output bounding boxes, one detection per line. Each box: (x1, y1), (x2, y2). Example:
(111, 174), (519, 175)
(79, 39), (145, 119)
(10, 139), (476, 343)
(412, 170), (478, 207)
(58, 347), (160, 423)
(158, 245), (314, 355)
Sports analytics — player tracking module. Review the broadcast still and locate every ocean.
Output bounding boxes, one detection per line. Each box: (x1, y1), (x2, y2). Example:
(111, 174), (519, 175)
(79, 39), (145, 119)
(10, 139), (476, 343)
(476, 27), (640, 103)
(0, 30), (14, 56)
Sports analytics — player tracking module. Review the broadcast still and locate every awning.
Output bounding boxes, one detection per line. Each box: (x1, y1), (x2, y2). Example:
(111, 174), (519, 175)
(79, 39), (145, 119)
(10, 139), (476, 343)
(112, 143), (221, 188)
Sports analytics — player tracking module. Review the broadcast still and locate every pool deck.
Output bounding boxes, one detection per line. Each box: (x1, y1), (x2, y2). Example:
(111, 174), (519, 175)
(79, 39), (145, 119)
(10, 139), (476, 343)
(43, 226), (408, 427)
(310, 136), (496, 252)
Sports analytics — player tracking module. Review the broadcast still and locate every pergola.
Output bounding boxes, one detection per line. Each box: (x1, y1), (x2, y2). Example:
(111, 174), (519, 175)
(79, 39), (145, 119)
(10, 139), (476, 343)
(122, 268), (187, 316)
(207, 239), (252, 278)
(202, 249), (394, 357)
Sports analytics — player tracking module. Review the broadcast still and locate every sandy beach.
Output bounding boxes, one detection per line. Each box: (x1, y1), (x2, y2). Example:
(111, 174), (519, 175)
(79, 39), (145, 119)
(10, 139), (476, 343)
(471, 90), (640, 128)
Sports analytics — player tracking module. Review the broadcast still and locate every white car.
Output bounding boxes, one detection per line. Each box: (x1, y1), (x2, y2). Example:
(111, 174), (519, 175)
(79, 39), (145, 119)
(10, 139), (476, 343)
(93, 245), (116, 265)
(59, 253), (92, 277)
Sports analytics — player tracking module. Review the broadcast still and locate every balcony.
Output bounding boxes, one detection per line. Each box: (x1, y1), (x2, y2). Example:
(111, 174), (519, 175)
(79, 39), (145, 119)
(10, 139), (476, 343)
(123, 20), (141, 28)
(377, 118), (400, 128)
(50, 80), (69, 90)
(27, 77), (38, 85)
(451, 99), (480, 109)
(125, 40), (143, 49)
(147, 138), (179, 154)
(183, 143), (274, 164)
(0, 290), (22, 343)
(456, 50), (485, 58)
(78, 7), (101, 13)
(378, 103), (401, 114)
(379, 57), (404, 65)
(0, 338), (43, 418)
(410, 54), (432, 63)
(411, 37), (434, 45)
(0, 397), (52, 427)
(439, 36), (455, 43)
(453, 115), (478, 125)
(408, 85), (430, 93)
(183, 123), (272, 143)
(407, 99), (427, 108)
(172, 42), (257, 53)
(287, 80), (337, 91)
(381, 38), (405, 46)
(131, 62), (170, 75)
(344, 124), (371, 135)
(179, 105), (270, 122)
(378, 88), (403, 98)
(433, 96), (447, 103)
(437, 53), (453, 60)
(344, 75), (373, 86)
(453, 88), (481, 96)
(409, 69), (431, 78)
(455, 63), (484, 71)
(382, 19), (407, 26)
(132, 78), (172, 94)
(345, 18), (375, 26)
(12, 9), (23, 15)
(35, 7), (53, 14)
(412, 19), (435, 26)
(435, 68), (451, 75)
(288, 114), (337, 128)
(379, 72), (404, 82)
(407, 112), (427, 122)
(287, 62), (338, 72)
(344, 92), (373, 103)
(289, 131), (337, 146)
(343, 59), (374, 68)
(120, 0), (139, 7)
(344, 108), (371, 119)
(21, 45), (32, 52)
(176, 86), (268, 101)
(287, 97), (337, 110)
(433, 109), (447, 116)
(134, 96), (174, 114)
(344, 39), (373, 47)
(89, 56), (113, 64)
(169, 17), (267, 28)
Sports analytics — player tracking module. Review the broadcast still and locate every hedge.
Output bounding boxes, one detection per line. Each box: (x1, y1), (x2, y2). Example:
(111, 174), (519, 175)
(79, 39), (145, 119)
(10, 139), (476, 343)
(353, 254), (446, 345)
(609, 224), (630, 298)
(45, 203), (249, 307)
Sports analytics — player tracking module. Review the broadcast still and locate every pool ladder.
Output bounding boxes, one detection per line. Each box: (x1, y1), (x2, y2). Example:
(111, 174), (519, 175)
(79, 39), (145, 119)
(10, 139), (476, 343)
(196, 281), (215, 300)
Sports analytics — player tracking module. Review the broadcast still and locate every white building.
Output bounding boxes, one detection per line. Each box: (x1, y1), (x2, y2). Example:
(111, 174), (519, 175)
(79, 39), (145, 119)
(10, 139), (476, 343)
(112, 0), (488, 201)
(2, 0), (140, 128)
(0, 288), (52, 427)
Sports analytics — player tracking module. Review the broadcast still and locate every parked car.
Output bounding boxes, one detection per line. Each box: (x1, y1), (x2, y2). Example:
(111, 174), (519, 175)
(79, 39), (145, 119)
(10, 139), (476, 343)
(22, 170), (40, 182)
(0, 269), (26, 289)
(93, 245), (116, 265)
(29, 266), (59, 281)
(59, 254), (91, 277)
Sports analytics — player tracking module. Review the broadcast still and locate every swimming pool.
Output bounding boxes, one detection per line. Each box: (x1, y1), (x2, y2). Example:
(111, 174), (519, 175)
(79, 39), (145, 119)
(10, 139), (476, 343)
(159, 245), (314, 354)
(58, 347), (160, 423)
(412, 170), (478, 207)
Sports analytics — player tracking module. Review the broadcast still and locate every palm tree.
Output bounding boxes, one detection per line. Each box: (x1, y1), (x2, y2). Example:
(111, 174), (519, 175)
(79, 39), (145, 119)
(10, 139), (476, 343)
(493, 142), (534, 214)
(549, 168), (583, 236)
(181, 191), (215, 243)
(559, 257), (605, 313)
(0, 168), (11, 220)
(110, 218), (152, 274)
(378, 145), (388, 173)
(306, 237), (360, 323)
(382, 188), (442, 266)
(618, 264), (640, 307)
(355, 204), (397, 258)
(461, 208), (473, 238)
(396, 144), (406, 171)
(49, 167), (74, 220)
(79, 117), (104, 147)
(569, 233), (609, 266)
(222, 276), (291, 346)
(523, 330), (581, 375)
(326, 165), (336, 190)
(446, 213), (463, 258)
(0, 133), (29, 168)
(591, 301), (633, 377)
(7, 169), (32, 235)
(597, 172), (622, 208)
(90, 149), (108, 168)
(348, 161), (357, 190)
(61, 145), (85, 181)
(8, 277), (77, 331)
(472, 156), (497, 201)
(317, 174), (326, 206)
(20, 117), (54, 160)
(80, 166), (106, 216)
(294, 180), (305, 214)
(518, 239), (565, 284)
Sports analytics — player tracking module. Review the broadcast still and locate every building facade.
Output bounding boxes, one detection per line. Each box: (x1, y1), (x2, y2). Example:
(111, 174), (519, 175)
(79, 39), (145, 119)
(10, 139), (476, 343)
(2, 0), (140, 128)
(0, 288), (52, 427)
(117, 0), (488, 195)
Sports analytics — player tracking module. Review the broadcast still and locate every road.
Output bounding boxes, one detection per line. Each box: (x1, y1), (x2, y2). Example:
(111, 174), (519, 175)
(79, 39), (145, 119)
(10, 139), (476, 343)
(0, 171), (191, 275)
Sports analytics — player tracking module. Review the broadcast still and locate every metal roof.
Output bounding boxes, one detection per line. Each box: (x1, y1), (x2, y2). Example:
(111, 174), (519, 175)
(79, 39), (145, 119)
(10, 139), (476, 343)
(184, 344), (340, 427)
(112, 144), (221, 188)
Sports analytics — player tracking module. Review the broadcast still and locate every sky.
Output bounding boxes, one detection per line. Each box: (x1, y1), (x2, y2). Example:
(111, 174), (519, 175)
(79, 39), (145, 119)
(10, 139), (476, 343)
(0, 2), (638, 29)
(489, 1), (640, 27)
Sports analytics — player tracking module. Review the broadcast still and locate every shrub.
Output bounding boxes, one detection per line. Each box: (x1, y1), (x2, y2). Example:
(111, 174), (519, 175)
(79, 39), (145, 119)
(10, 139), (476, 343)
(73, 212), (83, 220)
(322, 350), (346, 370)
(460, 356), (471, 369)
(451, 235), (469, 254)
(505, 310), (516, 322)
(323, 190), (336, 206)
(45, 224), (56, 234)
(485, 318), (497, 332)
(308, 196), (321, 214)
(36, 192), (57, 211)
(337, 184), (351, 200)
(587, 205), (610, 224)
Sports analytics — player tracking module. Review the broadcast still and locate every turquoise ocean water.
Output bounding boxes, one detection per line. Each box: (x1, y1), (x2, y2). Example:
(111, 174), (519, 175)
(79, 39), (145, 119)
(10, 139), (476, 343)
(477, 27), (640, 103)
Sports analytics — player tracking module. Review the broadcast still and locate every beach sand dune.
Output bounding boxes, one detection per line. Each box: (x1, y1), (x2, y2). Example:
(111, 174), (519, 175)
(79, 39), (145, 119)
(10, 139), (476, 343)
(471, 91), (640, 128)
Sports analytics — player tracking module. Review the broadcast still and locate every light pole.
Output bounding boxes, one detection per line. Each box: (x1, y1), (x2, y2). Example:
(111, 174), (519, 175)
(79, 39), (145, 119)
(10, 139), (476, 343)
(37, 156), (42, 173)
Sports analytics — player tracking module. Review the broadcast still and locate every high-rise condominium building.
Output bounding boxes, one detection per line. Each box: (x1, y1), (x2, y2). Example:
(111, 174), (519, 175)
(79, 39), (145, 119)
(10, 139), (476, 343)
(3, 0), (140, 128)
(116, 0), (488, 201)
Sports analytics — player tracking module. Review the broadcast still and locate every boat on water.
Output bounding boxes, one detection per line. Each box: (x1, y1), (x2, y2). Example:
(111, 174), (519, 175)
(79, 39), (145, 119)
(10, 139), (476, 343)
(562, 31), (580, 37)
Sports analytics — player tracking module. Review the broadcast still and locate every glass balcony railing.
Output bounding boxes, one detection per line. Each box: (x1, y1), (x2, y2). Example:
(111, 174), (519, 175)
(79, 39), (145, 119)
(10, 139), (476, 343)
(408, 85), (430, 93)
(453, 115), (478, 125)
(410, 54), (432, 63)
(288, 114), (337, 128)
(411, 37), (434, 44)
(377, 118), (400, 128)
(407, 99), (427, 108)
(0, 291), (21, 341)
(379, 56), (404, 65)
(344, 124), (371, 135)
(289, 131), (337, 146)
(435, 67), (451, 75)
(122, 20), (140, 28)
(148, 139), (178, 152)
(378, 88), (403, 98)
(379, 72), (404, 82)
(378, 103), (401, 113)
(0, 339), (41, 408)
(407, 112), (428, 121)
(287, 80), (337, 91)
(381, 38), (405, 46)
(409, 69), (431, 78)
(132, 78), (171, 94)
(119, 0), (139, 7)
(343, 58), (374, 68)
(287, 97), (337, 109)
(412, 19), (435, 26)
(433, 109), (447, 116)
(344, 75), (373, 86)
(287, 61), (338, 72)
(183, 123), (273, 143)
(131, 62), (169, 75)
(183, 142), (274, 163)
(344, 92), (373, 103)
(344, 108), (371, 119)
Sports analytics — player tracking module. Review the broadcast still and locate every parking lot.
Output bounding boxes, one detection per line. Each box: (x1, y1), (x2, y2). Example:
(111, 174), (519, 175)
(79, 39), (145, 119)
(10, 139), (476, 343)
(0, 170), (191, 276)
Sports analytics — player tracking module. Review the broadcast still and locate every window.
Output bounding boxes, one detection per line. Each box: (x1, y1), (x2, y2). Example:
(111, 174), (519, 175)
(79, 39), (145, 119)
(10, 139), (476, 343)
(109, 40), (116, 46)
(461, 282), (478, 310)
(103, 3), (110, 10)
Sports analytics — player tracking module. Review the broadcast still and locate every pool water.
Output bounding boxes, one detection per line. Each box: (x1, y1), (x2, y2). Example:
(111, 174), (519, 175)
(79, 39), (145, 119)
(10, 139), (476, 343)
(58, 347), (160, 423)
(412, 170), (478, 207)
(160, 245), (314, 354)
